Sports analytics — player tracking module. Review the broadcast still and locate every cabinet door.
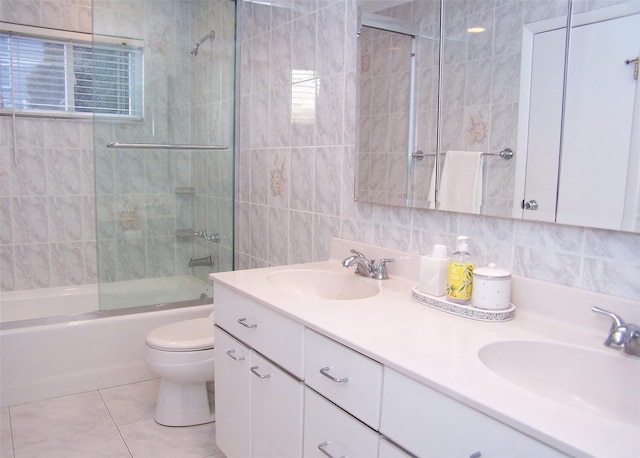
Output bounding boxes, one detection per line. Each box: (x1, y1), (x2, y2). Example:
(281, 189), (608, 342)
(303, 388), (380, 458)
(381, 368), (566, 457)
(251, 351), (304, 458)
(214, 326), (251, 458)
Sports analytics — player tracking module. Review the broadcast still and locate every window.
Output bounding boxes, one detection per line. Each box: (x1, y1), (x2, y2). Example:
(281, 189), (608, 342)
(0, 23), (143, 119)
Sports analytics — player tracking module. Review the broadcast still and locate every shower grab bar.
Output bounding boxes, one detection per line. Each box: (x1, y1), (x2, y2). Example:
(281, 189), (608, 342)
(412, 148), (514, 161)
(107, 142), (227, 150)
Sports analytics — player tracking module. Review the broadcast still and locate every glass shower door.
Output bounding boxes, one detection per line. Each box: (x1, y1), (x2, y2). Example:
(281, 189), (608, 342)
(93, 0), (235, 310)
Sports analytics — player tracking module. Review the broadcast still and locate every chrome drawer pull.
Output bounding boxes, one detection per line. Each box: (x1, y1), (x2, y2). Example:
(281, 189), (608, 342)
(319, 366), (351, 383)
(237, 317), (257, 328)
(318, 441), (349, 458)
(250, 365), (271, 379)
(226, 350), (245, 361)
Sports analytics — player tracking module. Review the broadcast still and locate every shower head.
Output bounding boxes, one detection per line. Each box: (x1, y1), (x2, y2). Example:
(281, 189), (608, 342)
(191, 30), (216, 56)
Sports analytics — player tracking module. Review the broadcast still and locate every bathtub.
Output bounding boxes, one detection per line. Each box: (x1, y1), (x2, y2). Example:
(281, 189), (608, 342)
(0, 276), (213, 408)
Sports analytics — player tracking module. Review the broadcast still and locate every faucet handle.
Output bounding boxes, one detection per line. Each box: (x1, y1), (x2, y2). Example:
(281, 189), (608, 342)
(373, 258), (394, 280)
(592, 306), (625, 330)
(350, 249), (367, 258)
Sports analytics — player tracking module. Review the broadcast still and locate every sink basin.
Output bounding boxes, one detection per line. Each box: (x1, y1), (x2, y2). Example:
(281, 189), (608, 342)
(266, 270), (380, 300)
(478, 340), (640, 425)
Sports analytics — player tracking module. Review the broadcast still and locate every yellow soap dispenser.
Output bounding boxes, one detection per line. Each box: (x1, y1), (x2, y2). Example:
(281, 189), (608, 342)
(446, 236), (474, 304)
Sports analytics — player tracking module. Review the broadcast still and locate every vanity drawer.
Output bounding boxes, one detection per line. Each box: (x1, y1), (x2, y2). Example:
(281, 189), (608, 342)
(214, 285), (304, 378)
(303, 387), (380, 458)
(380, 368), (566, 458)
(304, 329), (383, 429)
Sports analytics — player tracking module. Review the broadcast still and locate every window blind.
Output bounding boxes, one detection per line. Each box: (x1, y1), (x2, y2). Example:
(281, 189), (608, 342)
(0, 25), (143, 119)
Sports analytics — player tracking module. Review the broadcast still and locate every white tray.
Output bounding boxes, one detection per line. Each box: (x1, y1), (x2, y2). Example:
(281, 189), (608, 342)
(412, 287), (515, 322)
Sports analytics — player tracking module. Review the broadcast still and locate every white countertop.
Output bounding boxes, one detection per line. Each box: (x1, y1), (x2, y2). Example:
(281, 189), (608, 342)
(211, 239), (640, 457)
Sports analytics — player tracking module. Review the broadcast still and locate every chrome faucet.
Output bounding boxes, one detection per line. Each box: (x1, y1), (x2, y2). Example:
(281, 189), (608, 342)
(195, 227), (221, 244)
(342, 249), (394, 280)
(592, 306), (640, 357)
(189, 255), (214, 268)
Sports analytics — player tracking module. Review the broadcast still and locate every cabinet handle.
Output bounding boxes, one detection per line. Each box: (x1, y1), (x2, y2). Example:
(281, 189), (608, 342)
(469, 452), (482, 458)
(317, 441), (349, 458)
(319, 366), (351, 383)
(237, 317), (258, 328)
(226, 349), (245, 361)
(250, 365), (271, 379)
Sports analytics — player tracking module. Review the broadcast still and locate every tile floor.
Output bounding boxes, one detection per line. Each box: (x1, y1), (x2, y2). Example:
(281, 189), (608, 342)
(0, 379), (225, 458)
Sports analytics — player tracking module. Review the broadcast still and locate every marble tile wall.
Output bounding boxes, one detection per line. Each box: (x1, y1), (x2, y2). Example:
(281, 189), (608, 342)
(235, 0), (640, 301)
(0, 0), (96, 291)
(1, 0), (236, 292)
(0, 118), (96, 290)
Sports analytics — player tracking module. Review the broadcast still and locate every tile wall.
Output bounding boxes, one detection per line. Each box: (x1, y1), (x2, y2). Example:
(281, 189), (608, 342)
(0, 0), (235, 292)
(235, 0), (640, 301)
(0, 0), (95, 290)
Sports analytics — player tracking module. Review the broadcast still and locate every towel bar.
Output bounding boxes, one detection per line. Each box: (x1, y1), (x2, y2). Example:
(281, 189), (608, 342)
(107, 142), (227, 150)
(412, 148), (514, 160)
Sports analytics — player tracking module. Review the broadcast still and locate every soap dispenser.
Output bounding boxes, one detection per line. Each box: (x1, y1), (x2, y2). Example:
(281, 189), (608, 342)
(446, 236), (474, 304)
(418, 244), (449, 297)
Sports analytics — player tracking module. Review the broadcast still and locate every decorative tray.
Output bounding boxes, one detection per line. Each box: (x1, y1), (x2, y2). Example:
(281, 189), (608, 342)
(412, 287), (515, 322)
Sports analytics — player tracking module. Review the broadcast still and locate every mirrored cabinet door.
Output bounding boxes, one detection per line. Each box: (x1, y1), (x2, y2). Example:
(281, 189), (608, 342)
(355, 0), (640, 234)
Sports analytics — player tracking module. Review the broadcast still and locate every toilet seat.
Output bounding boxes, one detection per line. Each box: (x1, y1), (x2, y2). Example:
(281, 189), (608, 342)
(146, 318), (214, 351)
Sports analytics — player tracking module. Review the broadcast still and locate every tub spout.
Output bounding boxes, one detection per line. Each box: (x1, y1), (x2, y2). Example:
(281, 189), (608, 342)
(189, 256), (214, 268)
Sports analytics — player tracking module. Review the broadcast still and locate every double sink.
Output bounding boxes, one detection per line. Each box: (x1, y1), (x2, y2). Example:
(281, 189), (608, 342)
(265, 267), (640, 429)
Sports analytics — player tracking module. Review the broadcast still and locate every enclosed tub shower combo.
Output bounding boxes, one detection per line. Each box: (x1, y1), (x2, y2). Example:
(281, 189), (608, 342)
(0, 0), (236, 411)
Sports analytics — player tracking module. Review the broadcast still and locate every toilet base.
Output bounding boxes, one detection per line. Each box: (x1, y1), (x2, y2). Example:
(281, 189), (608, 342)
(154, 378), (215, 427)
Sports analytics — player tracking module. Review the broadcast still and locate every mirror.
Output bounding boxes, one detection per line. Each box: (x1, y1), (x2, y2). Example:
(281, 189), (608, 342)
(355, 0), (640, 233)
(356, 1), (441, 208)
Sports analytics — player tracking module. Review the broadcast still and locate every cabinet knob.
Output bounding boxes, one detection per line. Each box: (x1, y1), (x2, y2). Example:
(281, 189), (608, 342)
(469, 452), (482, 458)
(522, 199), (539, 210)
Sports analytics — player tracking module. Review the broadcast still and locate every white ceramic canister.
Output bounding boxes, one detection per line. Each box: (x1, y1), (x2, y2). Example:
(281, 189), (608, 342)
(472, 263), (511, 310)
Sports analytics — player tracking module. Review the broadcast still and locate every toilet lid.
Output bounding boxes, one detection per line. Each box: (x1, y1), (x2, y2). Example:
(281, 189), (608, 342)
(146, 318), (214, 351)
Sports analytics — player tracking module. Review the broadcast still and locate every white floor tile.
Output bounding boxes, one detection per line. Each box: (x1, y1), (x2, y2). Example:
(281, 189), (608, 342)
(100, 379), (160, 426)
(1, 407), (14, 458)
(4, 382), (225, 458)
(9, 391), (130, 458)
(118, 419), (219, 458)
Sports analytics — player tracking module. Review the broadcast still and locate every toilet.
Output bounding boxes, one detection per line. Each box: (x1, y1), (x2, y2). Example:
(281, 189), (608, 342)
(144, 312), (215, 427)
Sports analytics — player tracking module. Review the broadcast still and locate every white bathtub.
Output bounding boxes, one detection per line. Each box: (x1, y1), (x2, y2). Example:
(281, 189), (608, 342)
(0, 275), (213, 324)
(0, 276), (213, 407)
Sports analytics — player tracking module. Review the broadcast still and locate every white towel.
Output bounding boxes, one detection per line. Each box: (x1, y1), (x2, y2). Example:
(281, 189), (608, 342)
(431, 151), (484, 213)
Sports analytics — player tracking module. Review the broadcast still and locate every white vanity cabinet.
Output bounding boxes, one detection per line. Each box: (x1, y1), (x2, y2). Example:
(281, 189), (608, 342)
(304, 329), (383, 429)
(214, 285), (304, 378)
(213, 328), (251, 458)
(214, 285), (305, 458)
(303, 388), (380, 457)
(380, 368), (566, 458)
(250, 351), (304, 457)
(213, 281), (568, 458)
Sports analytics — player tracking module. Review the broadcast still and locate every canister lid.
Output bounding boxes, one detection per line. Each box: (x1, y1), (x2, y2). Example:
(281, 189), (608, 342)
(473, 262), (511, 279)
